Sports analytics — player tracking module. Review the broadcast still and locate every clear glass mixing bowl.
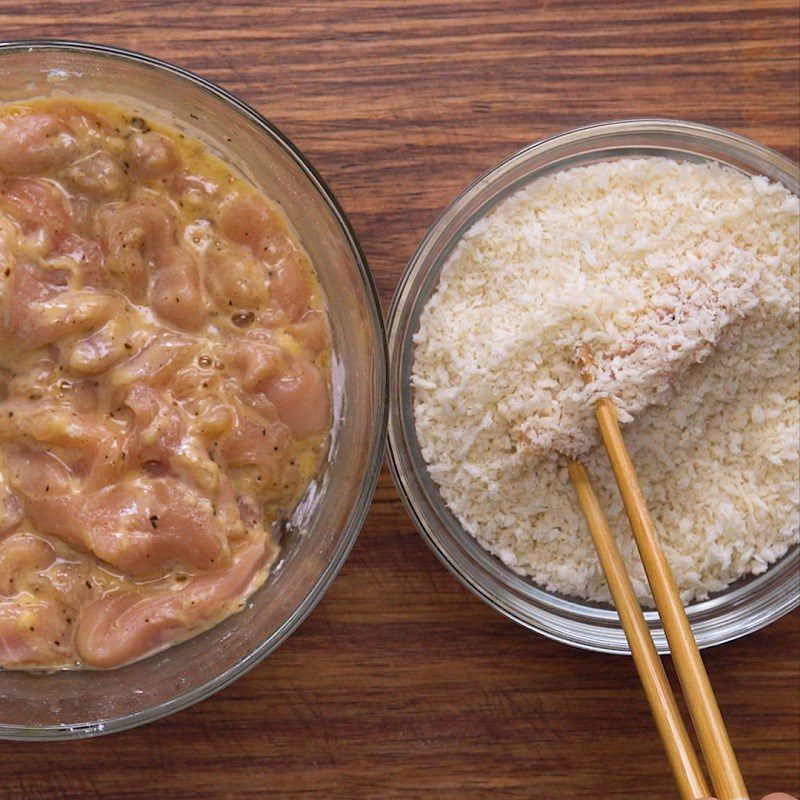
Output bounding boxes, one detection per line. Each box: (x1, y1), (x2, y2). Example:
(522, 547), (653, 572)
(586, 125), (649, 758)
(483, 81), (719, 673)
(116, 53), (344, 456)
(0, 40), (387, 739)
(388, 119), (799, 656)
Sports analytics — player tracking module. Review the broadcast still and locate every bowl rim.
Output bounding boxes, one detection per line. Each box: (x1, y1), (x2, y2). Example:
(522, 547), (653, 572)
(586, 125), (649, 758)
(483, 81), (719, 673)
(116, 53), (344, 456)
(387, 116), (800, 656)
(0, 38), (389, 740)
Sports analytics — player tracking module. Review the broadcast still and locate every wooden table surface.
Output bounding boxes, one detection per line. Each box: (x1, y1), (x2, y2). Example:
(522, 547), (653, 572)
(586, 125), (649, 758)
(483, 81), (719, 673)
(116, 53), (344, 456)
(1, 2), (798, 798)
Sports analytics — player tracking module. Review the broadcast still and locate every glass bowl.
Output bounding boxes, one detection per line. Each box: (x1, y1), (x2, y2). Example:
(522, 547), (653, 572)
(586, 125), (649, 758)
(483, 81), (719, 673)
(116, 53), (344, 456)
(0, 40), (387, 739)
(388, 118), (799, 656)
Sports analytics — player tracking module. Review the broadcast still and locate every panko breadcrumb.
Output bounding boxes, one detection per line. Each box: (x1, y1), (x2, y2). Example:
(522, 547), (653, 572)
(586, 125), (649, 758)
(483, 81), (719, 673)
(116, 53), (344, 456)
(412, 157), (799, 603)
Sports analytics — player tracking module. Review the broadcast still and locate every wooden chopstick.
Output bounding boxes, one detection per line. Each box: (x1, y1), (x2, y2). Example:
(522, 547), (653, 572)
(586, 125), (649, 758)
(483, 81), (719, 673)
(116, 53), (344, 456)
(568, 460), (710, 800)
(593, 396), (749, 800)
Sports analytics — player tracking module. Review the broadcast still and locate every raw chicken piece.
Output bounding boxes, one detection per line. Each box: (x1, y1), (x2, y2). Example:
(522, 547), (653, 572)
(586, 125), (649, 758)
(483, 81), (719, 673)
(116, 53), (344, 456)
(259, 357), (331, 439)
(218, 412), (292, 487)
(108, 333), (199, 389)
(204, 241), (270, 310)
(0, 597), (72, 667)
(97, 194), (207, 328)
(22, 476), (232, 579)
(0, 261), (123, 353)
(47, 232), (109, 289)
(0, 400), (128, 488)
(217, 193), (312, 321)
(0, 532), (55, 595)
(125, 384), (222, 495)
(124, 130), (177, 180)
(0, 177), (71, 239)
(75, 541), (270, 668)
(62, 150), (129, 199)
(0, 113), (78, 175)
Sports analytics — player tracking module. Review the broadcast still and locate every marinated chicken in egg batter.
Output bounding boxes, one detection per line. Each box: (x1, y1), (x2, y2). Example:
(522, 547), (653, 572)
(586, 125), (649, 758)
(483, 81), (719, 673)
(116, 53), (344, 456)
(0, 99), (331, 669)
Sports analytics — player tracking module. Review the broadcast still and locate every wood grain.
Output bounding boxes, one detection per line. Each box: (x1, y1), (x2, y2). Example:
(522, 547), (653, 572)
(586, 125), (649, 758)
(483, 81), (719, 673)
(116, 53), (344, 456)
(0, 2), (798, 798)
